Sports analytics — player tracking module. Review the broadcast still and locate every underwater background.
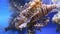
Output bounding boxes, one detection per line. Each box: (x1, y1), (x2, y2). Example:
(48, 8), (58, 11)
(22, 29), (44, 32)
(0, 0), (60, 34)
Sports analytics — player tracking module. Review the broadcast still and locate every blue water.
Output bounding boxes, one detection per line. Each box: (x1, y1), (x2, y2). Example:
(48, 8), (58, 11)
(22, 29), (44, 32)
(0, 0), (60, 34)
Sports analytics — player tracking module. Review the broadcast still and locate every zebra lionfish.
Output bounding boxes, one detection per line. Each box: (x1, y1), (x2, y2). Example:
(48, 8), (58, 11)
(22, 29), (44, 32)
(5, 0), (57, 34)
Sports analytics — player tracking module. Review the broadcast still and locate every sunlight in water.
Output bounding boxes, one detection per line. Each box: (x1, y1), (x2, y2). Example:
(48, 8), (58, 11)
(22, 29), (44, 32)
(52, 0), (58, 3)
(52, 0), (60, 11)
(52, 0), (60, 5)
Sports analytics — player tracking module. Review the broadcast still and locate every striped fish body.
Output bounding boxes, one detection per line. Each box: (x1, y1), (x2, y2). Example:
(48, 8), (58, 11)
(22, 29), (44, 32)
(15, 3), (56, 29)
(5, 0), (57, 32)
(27, 4), (56, 28)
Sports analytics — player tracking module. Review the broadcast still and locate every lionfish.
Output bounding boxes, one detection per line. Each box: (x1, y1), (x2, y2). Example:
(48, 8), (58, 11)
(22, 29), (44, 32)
(5, 0), (57, 34)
